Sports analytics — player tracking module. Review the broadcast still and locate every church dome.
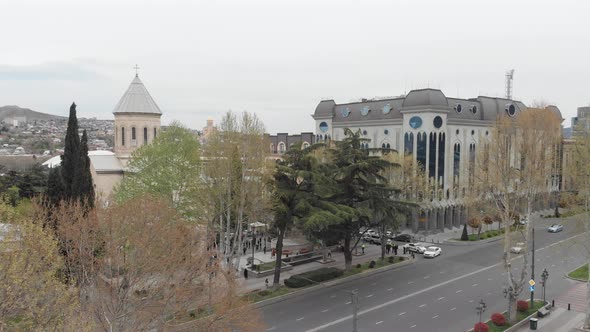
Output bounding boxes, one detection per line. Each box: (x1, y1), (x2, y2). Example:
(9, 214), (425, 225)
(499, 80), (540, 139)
(112, 75), (162, 115)
(402, 89), (449, 108)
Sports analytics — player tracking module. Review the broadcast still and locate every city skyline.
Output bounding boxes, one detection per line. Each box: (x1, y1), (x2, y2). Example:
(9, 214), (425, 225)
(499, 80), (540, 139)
(1, 0), (588, 133)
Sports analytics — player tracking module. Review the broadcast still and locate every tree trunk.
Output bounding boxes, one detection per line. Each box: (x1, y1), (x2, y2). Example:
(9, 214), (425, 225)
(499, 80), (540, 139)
(585, 261), (590, 329)
(343, 234), (353, 271)
(272, 228), (285, 287)
(380, 224), (386, 261)
(507, 294), (518, 324)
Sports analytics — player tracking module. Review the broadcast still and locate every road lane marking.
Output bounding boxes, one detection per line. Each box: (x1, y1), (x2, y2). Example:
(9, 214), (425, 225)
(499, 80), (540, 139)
(296, 317), (305, 321)
(456, 290), (463, 293)
(399, 312), (406, 316)
(305, 232), (586, 332)
(432, 315), (439, 319)
(487, 292), (492, 296)
(469, 300), (474, 303)
(488, 278), (493, 281)
(330, 295), (336, 298)
(408, 281), (414, 284)
(387, 288), (394, 291)
(472, 283), (478, 287)
(410, 324), (416, 328)
(366, 294), (374, 298)
(346, 301), (352, 304)
(376, 321), (383, 325)
(266, 327), (276, 331)
(371, 283), (376, 286)
(419, 304), (426, 308)
(438, 297), (445, 301)
(321, 309), (329, 313)
(424, 275), (430, 279)
(450, 307), (456, 311)
(440, 271), (445, 274)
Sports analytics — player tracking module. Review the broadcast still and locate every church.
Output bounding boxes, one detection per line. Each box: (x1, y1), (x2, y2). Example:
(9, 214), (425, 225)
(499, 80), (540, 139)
(89, 73), (162, 201)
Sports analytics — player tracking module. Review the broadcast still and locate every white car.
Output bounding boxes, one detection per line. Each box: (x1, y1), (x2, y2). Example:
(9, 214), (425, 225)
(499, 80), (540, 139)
(403, 242), (427, 254)
(423, 246), (442, 258)
(547, 224), (563, 233)
(510, 242), (525, 254)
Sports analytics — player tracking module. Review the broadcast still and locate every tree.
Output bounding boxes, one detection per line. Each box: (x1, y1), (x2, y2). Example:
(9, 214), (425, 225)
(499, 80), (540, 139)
(46, 166), (65, 211)
(62, 102), (80, 199)
(473, 107), (561, 323)
(0, 200), (89, 330)
(114, 123), (201, 219)
(461, 223), (469, 241)
(72, 130), (95, 208)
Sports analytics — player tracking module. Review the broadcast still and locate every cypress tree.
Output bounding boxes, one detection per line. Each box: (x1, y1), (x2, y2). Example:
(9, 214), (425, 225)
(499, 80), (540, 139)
(72, 130), (95, 207)
(62, 102), (80, 199)
(47, 166), (65, 208)
(461, 222), (469, 241)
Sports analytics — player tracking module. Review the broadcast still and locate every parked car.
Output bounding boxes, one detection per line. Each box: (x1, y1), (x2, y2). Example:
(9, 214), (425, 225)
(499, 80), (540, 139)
(518, 216), (528, 225)
(423, 246), (442, 258)
(510, 242), (525, 254)
(547, 224), (563, 233)
(369, 234), (382, 245)
(403, 242), (427, 254)
(392, 234), (414, 242)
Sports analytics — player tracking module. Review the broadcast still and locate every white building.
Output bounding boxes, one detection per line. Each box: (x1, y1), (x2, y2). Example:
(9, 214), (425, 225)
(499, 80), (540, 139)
(312, 88), (562, 233)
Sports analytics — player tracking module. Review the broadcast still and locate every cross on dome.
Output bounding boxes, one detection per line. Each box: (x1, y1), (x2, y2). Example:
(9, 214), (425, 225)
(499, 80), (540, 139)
(134, 64), (140, 77)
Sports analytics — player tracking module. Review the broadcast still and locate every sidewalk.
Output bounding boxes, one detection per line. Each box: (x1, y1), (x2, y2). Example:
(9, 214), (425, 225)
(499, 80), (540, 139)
(237, 241), (410, 293)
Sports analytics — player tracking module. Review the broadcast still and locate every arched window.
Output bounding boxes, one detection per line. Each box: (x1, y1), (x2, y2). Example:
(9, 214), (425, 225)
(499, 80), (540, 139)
(417, 132), (427, 169)
(144, 127), (148, 144)
(453, 143), (461, 188)
(382, 143), (386, 148)
(386, 143), (390, 149)
(404, 132), (414, 156)
(278, 142), (286, 154)
(270, 143), (275, 153)
(121, 127), (125, 146)
(438, 132), (445, 186)
(132, 127), (136, 140)
(429, 132), (437, 178)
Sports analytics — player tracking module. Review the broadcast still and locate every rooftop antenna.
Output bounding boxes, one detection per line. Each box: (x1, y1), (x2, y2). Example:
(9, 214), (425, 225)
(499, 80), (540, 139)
(505, 69), (515, 100)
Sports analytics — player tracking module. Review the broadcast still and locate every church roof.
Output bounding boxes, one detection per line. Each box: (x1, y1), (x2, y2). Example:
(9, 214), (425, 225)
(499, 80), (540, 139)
(112, 75), (162, 115)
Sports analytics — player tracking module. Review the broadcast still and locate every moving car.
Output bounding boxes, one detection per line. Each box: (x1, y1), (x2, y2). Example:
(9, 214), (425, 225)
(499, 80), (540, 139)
(403, 242), (427, 254)
(547, 224), (564, 233)
(423, 246), (442, 258)
(510, 242), (525, 254)
(392, 234), (414, 242)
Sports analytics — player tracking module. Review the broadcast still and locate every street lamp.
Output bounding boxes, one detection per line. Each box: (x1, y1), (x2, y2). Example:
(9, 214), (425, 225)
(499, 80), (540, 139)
(476, 299), (487, 324)
(541, 268), (549, 304)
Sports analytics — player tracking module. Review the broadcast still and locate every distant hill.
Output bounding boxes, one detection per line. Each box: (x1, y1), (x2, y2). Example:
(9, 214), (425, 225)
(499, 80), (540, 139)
(0, 105), (65, 123)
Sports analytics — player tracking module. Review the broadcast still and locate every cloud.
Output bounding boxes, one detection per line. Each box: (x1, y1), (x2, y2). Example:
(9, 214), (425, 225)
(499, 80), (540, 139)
(0, 60), (106, 81)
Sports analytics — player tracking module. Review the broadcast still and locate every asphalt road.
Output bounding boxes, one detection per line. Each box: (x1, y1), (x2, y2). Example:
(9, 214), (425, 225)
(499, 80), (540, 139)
(261, 217), (587, 332)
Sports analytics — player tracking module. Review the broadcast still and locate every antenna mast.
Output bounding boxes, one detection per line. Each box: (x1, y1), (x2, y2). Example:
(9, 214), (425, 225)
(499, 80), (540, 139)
(505, 69), (515, 99)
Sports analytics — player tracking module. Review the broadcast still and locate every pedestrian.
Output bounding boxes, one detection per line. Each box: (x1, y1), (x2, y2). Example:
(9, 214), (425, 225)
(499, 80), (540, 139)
(394, 244), (398, 256)
(328, 249), (332, 258)
(361, 244), (365, 254)
(265, 278), (269, 288)
(386, 243), (391, 254)
(263, 246), (267, 255)
(243, 246), (247, 255)
(411, 252), (415, 259)
(244, 268), (248, 279)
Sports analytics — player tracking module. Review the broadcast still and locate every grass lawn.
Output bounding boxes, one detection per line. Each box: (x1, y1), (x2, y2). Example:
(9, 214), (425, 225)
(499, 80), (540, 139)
(342, 256), (405, 277)
(568, 264), (589, 281)
(485, 301), (545, 332)
(243, 285), (294, 302)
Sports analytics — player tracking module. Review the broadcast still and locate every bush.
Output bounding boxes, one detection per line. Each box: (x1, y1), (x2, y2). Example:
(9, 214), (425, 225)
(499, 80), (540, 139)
(284, 267), (344, 288)
(517, 300), (529, 312)
(461, 223), (469, 241)
(368, 260), (376, 268)
(356, 263), (362, 269)
(388, 256), (394, 263)
(473, 322), (489, 332)
(491, 313), (506, 326)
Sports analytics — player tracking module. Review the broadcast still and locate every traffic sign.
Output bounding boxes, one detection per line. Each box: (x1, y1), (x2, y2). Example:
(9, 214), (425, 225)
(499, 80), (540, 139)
(529, 280), (535, 286)
(530, 285), (535, 292)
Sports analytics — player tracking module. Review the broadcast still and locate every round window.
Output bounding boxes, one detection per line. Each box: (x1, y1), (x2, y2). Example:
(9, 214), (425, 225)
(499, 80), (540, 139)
(470, 105), (477, 114)
(506, 104), (516, 117)
(471, 130), (475, 136)
(319, 122), (329, 132)
(433, 116), (443, 129)
(382, 104), (391, 114)
(409, 116), (423, 129)
(384, 129), (389, 135)
(456, 129), (459, 135)
(455, 103), (462, 113)
(361, 106), (370, 116)
(340, 108), (350, 118)
(362, 130), (368, 136)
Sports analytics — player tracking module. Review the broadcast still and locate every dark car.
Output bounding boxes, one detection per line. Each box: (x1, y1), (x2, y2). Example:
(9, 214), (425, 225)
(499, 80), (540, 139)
(391, 234), (413, 242)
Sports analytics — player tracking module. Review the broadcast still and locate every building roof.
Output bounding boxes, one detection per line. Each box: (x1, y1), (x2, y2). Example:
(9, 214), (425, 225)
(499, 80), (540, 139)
(402, 89), (448, 108)
(42, 150), (118, 169)
(88, 154), (124, 173)
(112, 75), (162, 116)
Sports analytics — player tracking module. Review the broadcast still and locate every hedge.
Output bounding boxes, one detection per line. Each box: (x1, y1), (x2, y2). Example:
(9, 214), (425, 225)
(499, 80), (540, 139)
(284, 267), (344, 288)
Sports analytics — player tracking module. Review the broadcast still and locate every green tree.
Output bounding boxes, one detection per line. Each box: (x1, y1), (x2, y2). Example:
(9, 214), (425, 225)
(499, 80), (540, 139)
(47, 166), (65, 210)
(114, 124), (201, 219)
(61, 102), (80, 199)
(72, 130), (95, 208)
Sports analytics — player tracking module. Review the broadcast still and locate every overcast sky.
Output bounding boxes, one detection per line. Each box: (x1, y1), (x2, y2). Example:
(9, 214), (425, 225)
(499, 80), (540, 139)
(0, 0), (588, 133)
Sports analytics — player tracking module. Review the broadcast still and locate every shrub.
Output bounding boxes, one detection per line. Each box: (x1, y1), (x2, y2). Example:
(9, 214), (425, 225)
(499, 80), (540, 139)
(368, 260), (376, 268)
(473, 322), (489, 332)
(461, 223), (469, 241)
(388, 256), (394, 263)
(356, 263), (362, 269)
(517, 300), (529, 312)
(284, 267), (344, 288)
(491, 313), (506, 326)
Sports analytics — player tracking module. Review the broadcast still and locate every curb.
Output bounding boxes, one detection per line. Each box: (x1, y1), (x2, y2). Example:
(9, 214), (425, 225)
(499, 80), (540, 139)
(445, 236), (503, 246)
(254, 258), (414, 308)
(465, 300), (546, 332)
(565, 265), (588, 283)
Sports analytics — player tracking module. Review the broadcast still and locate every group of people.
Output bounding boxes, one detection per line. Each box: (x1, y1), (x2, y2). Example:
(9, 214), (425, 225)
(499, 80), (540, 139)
(386, 242), (399, 255)
(241, 234), (272, 256)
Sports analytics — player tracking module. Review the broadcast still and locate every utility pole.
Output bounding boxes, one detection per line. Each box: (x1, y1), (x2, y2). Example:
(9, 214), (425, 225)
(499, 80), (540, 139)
(352, 290), (359, 332)
(530, 227), (535, 306)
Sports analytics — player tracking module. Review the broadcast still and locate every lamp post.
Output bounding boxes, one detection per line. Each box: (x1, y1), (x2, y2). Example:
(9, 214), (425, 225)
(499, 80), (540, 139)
(476, 299), (487, 324)
(530, 227), (535, 307)
(541, 268), (549, 304)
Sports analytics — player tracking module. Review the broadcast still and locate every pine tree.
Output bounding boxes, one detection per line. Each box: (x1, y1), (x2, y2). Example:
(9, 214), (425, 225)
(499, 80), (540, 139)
(61, 102), (80, 199)
(72, 130), (95, 208)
